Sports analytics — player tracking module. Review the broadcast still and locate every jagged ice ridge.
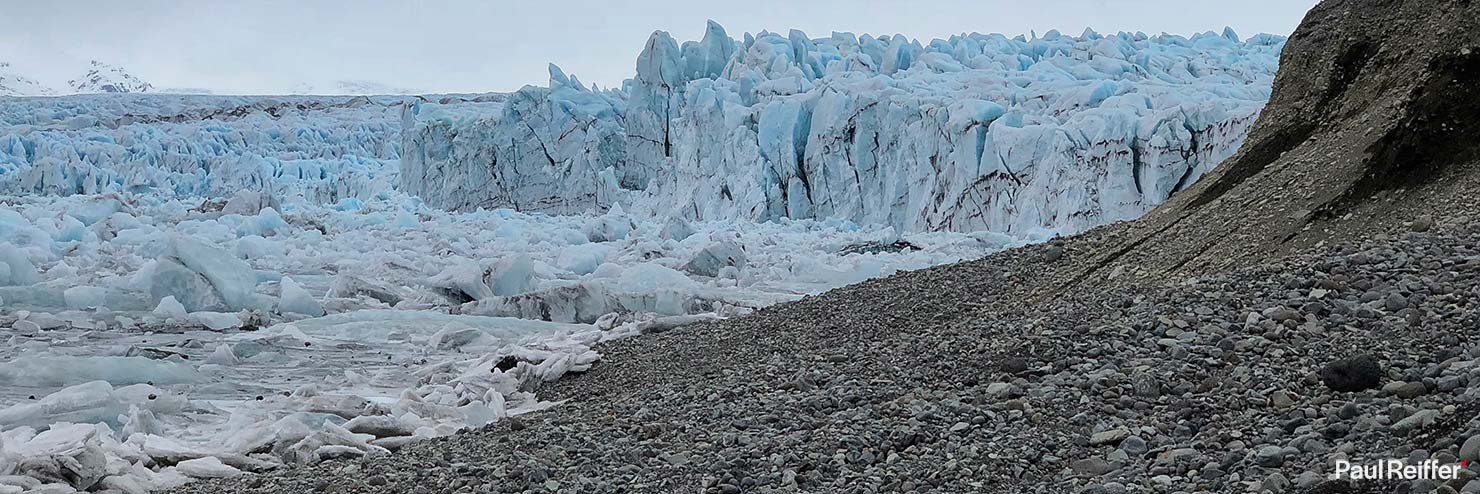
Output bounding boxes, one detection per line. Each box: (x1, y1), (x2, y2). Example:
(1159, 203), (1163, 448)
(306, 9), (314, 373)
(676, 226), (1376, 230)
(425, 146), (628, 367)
(401, 23), (1283, 235)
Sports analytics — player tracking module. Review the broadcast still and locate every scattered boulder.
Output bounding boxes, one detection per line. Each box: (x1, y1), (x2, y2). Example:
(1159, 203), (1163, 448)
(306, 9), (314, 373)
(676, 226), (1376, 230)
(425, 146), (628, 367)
(1044, 244), (1065, 262)
(1070, 457), (1114, 476)
(1320, 355), (1382, 392)
(1090, 428), (1131, 446)
(1255, 445), (1284, 467)
(998, 357), (1029, 374)
(1459, 435), (1480, 462)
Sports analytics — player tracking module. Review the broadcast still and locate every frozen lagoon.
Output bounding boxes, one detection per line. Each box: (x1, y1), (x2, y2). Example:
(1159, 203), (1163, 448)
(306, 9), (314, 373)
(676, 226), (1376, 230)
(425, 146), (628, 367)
(0, 191), (1027, 492)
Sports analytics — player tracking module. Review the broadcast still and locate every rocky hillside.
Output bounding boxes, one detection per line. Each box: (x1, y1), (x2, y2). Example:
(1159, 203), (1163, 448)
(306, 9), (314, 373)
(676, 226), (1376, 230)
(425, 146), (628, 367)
(1035, 0), (1480, 292)
(182, 0), (1480, 493)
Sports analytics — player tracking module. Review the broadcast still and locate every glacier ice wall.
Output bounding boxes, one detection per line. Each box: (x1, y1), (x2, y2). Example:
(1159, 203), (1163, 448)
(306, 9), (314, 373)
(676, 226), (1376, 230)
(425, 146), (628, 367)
(402, 24), (1284, 234)
(0, 94), (498, 205)
(399, 71), (627, 213)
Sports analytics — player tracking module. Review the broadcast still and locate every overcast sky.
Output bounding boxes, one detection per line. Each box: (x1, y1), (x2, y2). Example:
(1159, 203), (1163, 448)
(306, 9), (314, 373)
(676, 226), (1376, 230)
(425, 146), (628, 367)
(0, 0), (1319, 95)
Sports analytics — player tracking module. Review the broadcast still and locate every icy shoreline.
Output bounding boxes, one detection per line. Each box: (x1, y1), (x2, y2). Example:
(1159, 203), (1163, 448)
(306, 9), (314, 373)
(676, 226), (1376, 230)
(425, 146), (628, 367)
(0, 191), (1025, 492)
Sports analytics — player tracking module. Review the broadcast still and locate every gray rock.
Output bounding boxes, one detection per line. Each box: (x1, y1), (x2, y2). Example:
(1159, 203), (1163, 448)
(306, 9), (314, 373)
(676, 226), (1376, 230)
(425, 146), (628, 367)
(1461, 435), (1480, 463)
(1071, 457), (1113, 476)
(1411, 215), (1434, 232)
(1045, 245), (1065, 262)
(1384, 293), (1409, 311)
(982, 382), (1012, 399)
(1269, 390), (1296, 408)
(1262, 472), (1291, 493)
(1392, 409), (1441, 434)
(1255, 445), (1285, 467)
(1320, 355), (1383, 392)
(1120, 436), (1148, 455)
(1384, 381), (1428, 399)
(1268, 307), (1302, 322)
(1090, 428), (1131, 446)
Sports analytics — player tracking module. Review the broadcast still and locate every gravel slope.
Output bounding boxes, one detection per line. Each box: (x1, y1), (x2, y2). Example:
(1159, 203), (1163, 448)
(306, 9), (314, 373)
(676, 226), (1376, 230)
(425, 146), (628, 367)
(189, 215), (1480, 494)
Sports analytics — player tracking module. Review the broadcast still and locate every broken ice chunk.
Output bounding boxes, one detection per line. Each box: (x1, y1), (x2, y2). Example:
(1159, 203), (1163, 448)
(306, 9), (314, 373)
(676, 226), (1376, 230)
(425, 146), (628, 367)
(204, 344), (239, 365)
(489, 255), (536, 296)
(342, 415), (415, 438)
(429, 325), (488, 351)
(276, 277), (325, 316)
(166, 234), (259, 311)
(174, 457), (242, 479)
(681, 240), (747, 277)
(62, 286), (106, 309)
(148, 258), (224, 312)
(221, 190), (272, 216)
(151, 296), (189, 320)
(0, 243), (39, 286)
(659, 217), (695, 241)
(190, 312), (242, 331)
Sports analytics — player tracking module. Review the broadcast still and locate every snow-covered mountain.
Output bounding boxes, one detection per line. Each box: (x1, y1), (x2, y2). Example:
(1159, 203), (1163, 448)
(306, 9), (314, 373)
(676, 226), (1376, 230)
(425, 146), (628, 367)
(67, 60), (154, 93)
(290, 80), (422, 95)
(0, 62), (56, 96)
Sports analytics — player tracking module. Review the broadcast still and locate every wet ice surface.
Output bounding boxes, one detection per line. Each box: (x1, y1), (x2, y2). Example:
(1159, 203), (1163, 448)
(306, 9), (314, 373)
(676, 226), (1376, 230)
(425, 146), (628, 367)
(0, 192), (1026, 491)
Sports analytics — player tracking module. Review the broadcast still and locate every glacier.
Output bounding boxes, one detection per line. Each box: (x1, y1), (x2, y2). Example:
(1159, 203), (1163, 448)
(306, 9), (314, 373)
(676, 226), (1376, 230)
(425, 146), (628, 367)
(0, 21), (1281, 493)
(402, 24), (1282, 235)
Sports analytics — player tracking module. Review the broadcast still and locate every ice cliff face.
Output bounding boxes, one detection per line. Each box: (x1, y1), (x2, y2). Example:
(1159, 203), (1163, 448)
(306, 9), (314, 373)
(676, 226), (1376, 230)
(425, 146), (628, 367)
(0, 95), (423, 202)
(399, 68), (627, 213)
(402, 24), (1284, 234)
(68, 61), (154, 94)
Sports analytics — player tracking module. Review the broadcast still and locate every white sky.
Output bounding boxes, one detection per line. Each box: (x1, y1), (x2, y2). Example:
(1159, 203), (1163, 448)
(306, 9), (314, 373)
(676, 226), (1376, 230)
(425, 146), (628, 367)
(0, 0), (1320, 95)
